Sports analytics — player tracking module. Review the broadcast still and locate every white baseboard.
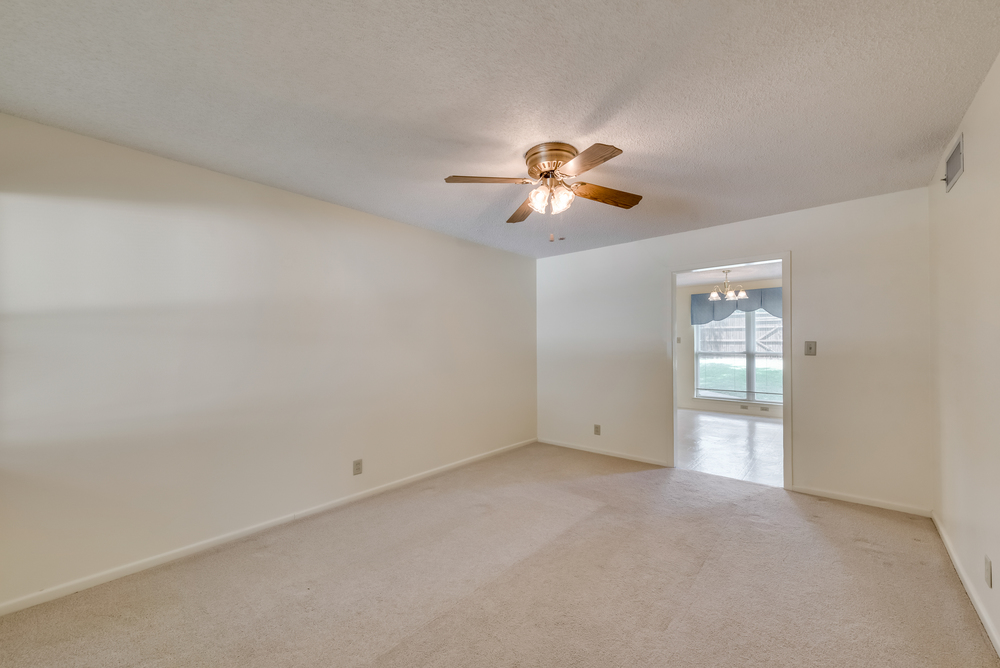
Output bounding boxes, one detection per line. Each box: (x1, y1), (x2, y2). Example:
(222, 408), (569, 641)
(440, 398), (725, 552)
(786, 485), (932, 518)
(0, 437), (536, 618)
(538, 438), (670, 467)
(932, 513), (1000, 658)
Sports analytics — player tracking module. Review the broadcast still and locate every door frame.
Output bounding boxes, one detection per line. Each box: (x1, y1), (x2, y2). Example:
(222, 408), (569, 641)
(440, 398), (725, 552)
(669, 251), (793, 488)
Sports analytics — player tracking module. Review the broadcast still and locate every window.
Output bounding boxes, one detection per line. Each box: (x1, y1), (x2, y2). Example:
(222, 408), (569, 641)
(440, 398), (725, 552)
(695, 309), (782, 403)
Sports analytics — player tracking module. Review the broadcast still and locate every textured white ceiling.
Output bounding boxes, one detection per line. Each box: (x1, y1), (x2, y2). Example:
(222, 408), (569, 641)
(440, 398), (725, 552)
(2, 1), (999, 258)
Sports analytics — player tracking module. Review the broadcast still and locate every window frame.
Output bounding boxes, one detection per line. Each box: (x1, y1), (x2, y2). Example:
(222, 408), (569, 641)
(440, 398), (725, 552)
(694, 309), (783, 404)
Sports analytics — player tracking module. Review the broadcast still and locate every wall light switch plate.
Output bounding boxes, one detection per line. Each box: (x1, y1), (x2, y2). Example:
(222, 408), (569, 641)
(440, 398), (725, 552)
(677, 337), (681, 344)
(805, 341), (817, 356)
(353, 459), (363, 476)
(594, 424), (601, 436)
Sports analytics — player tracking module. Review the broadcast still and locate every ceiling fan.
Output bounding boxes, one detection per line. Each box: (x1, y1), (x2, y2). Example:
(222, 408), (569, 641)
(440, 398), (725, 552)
(445, 142), (642, 223)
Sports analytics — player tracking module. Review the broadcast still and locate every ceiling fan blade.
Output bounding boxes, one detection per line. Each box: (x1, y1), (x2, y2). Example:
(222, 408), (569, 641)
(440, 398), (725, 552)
(507, 197), (534, 223)
(445, 176), (533, 184)
(573, 182), (643, 209)
(558, 143), (623, 177)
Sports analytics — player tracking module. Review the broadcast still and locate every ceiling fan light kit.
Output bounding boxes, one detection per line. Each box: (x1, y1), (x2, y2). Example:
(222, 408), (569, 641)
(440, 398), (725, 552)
(549, 182), (575, 214)
(528, 182), (550, 213)
(445, 141), (642, 224)
(528, 177), (576, 215)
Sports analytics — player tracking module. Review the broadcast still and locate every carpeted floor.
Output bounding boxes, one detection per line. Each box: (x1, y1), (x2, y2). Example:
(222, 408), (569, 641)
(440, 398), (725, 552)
(1, 443), (997, 667)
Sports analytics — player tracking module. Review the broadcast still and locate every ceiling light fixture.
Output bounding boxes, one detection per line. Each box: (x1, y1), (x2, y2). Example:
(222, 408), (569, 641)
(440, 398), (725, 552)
(549, 182), (576, 214)
(445, 142), (642, 223)
(708, 269), (748, 302)
(529, 176), (576, 215)
(528, 182), (550, 213)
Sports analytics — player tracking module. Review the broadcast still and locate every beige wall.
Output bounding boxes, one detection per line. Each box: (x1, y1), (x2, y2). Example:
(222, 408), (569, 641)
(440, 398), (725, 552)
(675, 278), (783, 419)
(538, 188), (935, 513)
(928, 52), (1000, 651)
(0, 114), (537, 613)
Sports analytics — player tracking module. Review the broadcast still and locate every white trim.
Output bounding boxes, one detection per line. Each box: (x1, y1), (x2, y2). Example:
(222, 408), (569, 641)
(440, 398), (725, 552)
(944, 133), (964, 193)
(0, 437), (536, 618)
(787, 485), (931, 517)
(538, 438), (670, 467)
(932, 512), (1000, 658)
(780, 253), (793, 488)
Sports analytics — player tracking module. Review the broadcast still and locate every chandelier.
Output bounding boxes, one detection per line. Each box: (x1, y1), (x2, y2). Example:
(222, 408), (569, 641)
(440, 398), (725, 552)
(708, 270), (748, 302)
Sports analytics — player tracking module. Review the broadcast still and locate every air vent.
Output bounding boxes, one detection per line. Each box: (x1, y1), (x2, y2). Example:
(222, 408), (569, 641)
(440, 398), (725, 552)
(944, 134), (963, 192)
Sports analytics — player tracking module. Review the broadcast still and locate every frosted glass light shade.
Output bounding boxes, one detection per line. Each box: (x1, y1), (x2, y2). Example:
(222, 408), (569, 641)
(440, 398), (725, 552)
(708, 291), (721, 301)
(736, 289), (748, 300)
(725, 290), (737, 301)
(528, 185), (549, 214)
(549, 184), (575, 214)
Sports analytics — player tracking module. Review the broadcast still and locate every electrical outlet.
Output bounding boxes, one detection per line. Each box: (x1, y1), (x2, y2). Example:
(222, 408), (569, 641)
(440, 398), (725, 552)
(805, 341), (817, 356)
(987, 556), (993, 589)
(594, 424), (601, 436)
(353, 459), (362, 476)
(676, 336), (681, 344)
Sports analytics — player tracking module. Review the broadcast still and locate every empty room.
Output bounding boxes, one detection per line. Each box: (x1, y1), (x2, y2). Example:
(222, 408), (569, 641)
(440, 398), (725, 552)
(2, 1), (1000, 666)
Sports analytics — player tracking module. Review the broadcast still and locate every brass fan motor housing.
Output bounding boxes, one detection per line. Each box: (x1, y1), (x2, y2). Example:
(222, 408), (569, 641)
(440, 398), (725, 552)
(524, 142), (578, 179)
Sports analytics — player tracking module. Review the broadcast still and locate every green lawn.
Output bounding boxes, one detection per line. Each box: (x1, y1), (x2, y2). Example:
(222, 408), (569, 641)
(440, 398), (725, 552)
(697, 357), (782, 402)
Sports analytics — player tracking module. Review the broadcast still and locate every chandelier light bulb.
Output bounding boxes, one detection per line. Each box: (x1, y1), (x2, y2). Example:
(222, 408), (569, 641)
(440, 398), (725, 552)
(549, 183), (576, 214)
(528, 185), (550, 214)
(711, 270), (740, 302)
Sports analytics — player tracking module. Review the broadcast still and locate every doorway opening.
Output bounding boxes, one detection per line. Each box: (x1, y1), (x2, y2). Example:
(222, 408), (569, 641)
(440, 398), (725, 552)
(672, 256), (790, 487)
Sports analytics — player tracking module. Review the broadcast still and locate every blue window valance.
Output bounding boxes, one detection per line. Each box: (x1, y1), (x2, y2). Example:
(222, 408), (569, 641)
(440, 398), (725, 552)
(691, 287), (782, 325)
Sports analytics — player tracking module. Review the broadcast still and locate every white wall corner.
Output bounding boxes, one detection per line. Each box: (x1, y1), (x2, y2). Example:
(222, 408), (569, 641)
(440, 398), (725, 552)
(932, 513), (1000, 658)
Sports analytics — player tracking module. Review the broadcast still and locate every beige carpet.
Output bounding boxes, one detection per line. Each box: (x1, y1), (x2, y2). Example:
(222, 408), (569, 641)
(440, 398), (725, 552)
(1, 443), (997, 667)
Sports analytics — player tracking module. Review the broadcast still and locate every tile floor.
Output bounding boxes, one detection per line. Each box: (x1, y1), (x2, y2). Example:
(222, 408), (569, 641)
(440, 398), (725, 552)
(675, 409), (784, 486)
